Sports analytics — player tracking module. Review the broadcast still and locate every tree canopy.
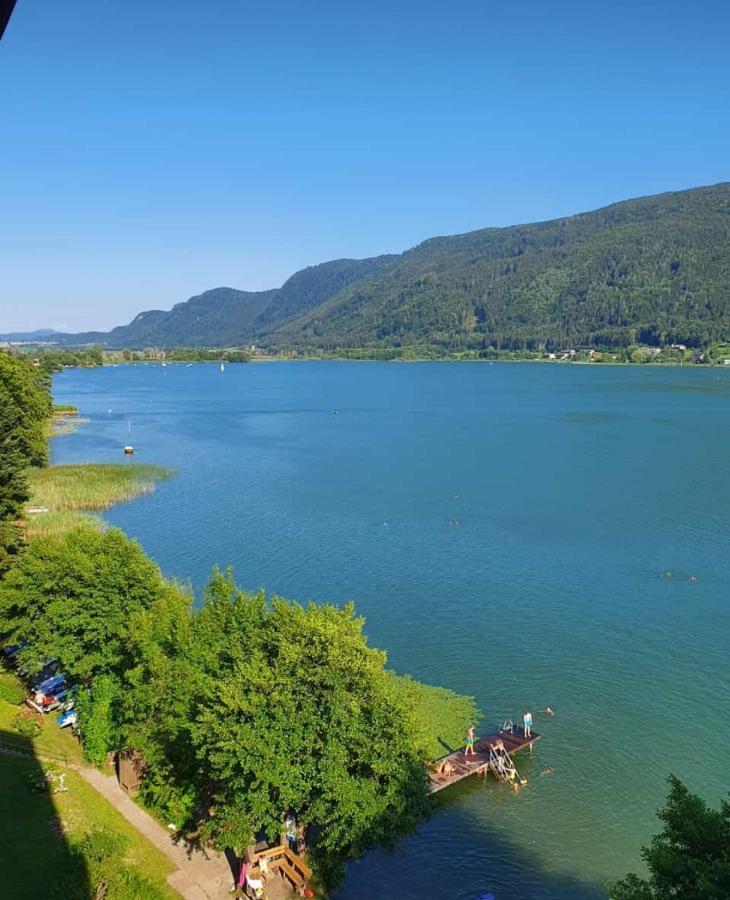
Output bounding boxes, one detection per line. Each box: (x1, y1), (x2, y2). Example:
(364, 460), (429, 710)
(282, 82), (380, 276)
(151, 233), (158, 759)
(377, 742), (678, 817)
(0, 527), (172, 682)
(0, 531), (476, 886)
(0, 351), (52, 574)
(611, 775), (730, 900)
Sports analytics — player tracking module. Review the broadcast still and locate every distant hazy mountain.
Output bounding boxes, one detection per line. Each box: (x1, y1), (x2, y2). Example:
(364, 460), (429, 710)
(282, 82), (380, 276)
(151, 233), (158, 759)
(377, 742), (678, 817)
(49, 183), (730, 351)
(0, 329), (59, 342)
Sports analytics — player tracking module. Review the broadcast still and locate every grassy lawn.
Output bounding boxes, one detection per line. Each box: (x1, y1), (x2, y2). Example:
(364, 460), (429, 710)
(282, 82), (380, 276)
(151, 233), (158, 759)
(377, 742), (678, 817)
(26, 463), (172, 539)
(0, 671), (176, 898)
(0, 671), (85, 766)
(0, 755), (177, 899)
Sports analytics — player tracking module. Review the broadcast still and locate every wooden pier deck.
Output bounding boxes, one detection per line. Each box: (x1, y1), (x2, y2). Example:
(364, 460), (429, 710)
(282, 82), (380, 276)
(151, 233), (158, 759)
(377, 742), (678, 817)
(428, 725), (539, 794)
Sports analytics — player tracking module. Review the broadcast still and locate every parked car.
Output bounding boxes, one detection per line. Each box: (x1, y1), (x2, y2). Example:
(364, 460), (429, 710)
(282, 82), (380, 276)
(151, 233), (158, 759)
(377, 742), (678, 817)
(2, 641), (28, 664)
(31, 673), (66, 696)
(56, 704), (78, 729)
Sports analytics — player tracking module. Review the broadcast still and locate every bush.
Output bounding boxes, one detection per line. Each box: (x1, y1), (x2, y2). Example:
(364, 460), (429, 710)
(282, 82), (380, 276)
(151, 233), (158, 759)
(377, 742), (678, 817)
(76, 675), (119, 767)
(11, 708), (42, 738)
(0, 672), (27, 705)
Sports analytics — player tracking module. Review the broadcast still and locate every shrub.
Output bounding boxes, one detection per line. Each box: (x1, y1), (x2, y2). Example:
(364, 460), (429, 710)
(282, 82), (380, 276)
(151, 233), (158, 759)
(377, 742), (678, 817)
(11, 708), (42, 738)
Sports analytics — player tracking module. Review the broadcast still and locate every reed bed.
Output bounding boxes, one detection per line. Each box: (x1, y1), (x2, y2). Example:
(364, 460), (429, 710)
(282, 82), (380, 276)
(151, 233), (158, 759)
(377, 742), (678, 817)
(28, 463), (172, 518)
(46, 405), (85, 437)
(24, 510), (102, 540)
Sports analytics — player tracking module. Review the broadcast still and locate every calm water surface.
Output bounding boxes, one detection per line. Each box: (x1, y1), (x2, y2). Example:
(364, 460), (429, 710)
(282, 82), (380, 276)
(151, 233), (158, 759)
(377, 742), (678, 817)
(52, 362), (730, 900)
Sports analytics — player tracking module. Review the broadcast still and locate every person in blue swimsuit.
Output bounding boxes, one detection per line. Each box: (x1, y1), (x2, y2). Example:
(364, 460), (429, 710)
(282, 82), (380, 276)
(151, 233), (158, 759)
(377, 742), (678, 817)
(523, 711), (532, 737)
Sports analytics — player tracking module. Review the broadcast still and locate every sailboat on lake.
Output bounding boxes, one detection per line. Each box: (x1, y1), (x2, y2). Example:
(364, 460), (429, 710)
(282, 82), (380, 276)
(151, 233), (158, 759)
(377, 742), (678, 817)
(123, 417), (134, 455)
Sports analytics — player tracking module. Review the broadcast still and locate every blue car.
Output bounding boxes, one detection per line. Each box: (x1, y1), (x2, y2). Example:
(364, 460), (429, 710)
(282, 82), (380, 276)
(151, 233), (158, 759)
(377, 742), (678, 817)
(56, 707), (77, 729)
(32, 673), (66, 696)
(2, 640), (28, 663)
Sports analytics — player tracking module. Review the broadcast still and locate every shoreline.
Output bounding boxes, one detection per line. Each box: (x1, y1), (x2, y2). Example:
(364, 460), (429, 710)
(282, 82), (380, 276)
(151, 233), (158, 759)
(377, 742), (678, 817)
(55, 355), (715, 369)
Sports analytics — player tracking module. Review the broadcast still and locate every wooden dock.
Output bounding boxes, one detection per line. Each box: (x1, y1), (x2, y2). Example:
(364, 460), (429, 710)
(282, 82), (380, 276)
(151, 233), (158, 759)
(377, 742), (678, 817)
(428, 724), (539, 794)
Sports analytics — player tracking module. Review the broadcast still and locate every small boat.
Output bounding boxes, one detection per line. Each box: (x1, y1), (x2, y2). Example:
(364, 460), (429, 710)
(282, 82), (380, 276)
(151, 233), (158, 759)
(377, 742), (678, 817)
(220, 361), (225, 372)
(124, 417), (134, 453)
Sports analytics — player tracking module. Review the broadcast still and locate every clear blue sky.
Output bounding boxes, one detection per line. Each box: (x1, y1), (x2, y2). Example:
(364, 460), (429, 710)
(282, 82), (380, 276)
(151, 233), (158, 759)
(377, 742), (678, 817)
(1, 0), (728, 332)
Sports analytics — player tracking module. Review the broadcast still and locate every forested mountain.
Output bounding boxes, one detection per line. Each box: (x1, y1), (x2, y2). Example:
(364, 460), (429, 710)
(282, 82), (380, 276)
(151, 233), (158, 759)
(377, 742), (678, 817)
(31, 183), (730, 352)
(270, 183), (730, 352)
(51, 257), (395, 349)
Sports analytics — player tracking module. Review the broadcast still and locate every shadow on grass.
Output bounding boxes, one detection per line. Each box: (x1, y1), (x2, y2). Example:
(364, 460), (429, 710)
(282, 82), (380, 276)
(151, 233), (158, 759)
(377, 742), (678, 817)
(0, 728), (91, 899)
(436, 736), (458, 755)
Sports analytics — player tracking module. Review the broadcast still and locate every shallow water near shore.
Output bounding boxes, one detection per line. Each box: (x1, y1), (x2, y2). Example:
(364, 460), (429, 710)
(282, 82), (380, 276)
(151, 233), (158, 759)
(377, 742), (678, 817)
(52, 361), (730, 900)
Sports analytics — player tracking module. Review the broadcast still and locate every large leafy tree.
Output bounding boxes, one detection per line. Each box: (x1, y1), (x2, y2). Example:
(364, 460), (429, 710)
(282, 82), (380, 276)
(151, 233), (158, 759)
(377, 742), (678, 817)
(190, 571), (429, 879)
(612, 775), (730, 900)
(119, 585), (205, 826)
(0, 526), (172, 681)
(0, 351), (52, 574)
(119, 569), (437, 884)
(0, 382), (30, 575)
(0, 351), (52, 466)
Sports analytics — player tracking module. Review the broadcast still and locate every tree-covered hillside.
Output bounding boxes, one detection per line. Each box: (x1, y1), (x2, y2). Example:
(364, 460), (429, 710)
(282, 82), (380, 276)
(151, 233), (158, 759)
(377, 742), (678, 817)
(269, 183), (730, 352)
(34, 183), (730, 353)
(55, 256), (394, 349)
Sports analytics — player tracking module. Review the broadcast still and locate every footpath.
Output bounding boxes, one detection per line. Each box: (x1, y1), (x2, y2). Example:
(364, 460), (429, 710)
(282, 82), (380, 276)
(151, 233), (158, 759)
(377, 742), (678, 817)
(73, 764), (234, 899)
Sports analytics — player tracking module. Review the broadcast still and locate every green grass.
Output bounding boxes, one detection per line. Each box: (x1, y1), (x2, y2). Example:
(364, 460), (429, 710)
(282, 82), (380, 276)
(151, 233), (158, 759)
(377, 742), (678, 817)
(0, 672), (176, 898)
(26, 463), (173, 538)
(0, 671), (85, 765)
(0, 756), (177, 898)
(25, 509), (102, 539)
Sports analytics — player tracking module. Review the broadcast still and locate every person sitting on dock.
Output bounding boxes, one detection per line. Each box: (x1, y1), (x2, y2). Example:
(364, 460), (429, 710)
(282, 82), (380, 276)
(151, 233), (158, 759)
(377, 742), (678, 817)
(464, 726), (476, 757)
(523, 711), (533, 737)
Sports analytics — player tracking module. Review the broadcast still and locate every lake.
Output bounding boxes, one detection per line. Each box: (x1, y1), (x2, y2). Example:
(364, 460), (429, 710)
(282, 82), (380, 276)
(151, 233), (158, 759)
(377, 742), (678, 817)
(52, 361), (730, 900)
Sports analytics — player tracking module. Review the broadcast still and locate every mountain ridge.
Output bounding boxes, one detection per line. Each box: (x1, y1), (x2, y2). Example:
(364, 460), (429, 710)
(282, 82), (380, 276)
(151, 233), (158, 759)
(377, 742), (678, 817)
(14, 183), (730, 352)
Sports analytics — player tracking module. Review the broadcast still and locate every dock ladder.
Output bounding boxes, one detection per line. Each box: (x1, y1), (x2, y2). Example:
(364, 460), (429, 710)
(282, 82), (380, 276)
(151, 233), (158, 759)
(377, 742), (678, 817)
(488, 744), (522, 784)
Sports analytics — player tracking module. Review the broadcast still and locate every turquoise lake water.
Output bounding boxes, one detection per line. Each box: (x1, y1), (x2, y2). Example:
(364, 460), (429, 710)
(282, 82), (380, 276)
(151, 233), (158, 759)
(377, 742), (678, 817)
(52, 361), (730, 900)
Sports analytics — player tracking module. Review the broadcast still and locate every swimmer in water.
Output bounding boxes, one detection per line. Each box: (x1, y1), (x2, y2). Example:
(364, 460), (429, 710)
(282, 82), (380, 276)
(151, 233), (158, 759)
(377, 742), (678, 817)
(543, 706), (554, 716)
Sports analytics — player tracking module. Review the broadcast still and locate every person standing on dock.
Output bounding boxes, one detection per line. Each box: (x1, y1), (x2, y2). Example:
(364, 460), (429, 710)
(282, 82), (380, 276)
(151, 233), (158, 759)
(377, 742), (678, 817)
(523, 711), (533, 737)
(465, 726), (476, 757)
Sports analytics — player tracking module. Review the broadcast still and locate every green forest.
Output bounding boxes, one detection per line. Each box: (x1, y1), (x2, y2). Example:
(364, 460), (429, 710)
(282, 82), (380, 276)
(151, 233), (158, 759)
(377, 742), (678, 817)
(271, 183), (730, 354)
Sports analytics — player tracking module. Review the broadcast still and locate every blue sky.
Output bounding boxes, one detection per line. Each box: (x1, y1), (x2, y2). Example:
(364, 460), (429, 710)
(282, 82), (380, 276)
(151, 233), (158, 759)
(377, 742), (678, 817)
(1, 0), (729, 332)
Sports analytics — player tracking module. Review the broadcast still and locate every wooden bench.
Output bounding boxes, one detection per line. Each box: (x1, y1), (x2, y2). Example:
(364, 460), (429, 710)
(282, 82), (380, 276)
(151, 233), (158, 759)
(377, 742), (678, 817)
(271, 858), (305, 890)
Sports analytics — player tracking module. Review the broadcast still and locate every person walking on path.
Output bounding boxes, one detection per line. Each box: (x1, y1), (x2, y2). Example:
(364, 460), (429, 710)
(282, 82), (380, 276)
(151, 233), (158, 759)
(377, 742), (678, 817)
(464, 726), (476, 757)
(523, 711), (533, 737)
